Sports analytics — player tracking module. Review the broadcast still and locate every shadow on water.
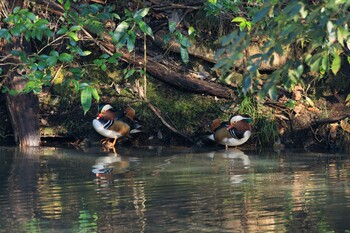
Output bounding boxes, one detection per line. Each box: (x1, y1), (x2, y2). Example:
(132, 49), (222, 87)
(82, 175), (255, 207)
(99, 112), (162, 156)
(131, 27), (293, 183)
(0, 146), (350, 232)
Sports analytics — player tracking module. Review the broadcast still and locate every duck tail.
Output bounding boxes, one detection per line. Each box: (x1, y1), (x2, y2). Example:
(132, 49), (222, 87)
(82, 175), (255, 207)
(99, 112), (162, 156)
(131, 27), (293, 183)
(211, 118), (221, 132)
(207, 134), (215, 141)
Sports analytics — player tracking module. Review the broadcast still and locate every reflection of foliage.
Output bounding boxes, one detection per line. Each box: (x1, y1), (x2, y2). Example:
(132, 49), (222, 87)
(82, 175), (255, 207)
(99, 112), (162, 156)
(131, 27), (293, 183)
(23, 218), (41, 233)
(78, 210), (98, 233)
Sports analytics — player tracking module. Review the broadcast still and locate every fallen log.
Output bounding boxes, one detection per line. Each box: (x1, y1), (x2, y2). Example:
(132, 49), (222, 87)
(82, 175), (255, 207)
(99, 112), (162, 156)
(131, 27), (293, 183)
(154, 30), (290, 71)
(119, 48), (235, 99)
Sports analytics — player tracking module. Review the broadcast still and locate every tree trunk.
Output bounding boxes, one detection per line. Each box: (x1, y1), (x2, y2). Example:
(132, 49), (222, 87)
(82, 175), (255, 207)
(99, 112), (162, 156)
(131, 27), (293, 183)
(1, 0), (41, 147)
(5, 77), (40, 147)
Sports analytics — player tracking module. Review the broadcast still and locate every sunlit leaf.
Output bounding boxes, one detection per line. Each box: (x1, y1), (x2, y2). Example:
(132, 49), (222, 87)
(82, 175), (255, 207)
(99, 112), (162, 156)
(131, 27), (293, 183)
(78, 50), (92, 56)
(68, 31), (79, 41)
(232, 17), (246, 23)
(81, 87), (92, 115)
(239, 22), (247, 31)
(114, 21), (129, 42)
(138, 21), (154, 38)
(91, 87), (100, 102)
(331, 54), (341, 75)
(135, 8), (149, 18)
(188, 26), (195, 37)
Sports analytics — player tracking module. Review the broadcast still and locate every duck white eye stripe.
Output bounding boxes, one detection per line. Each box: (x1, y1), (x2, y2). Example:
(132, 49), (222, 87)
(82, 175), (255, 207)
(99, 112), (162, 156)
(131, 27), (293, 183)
(101, 104), (113, 112)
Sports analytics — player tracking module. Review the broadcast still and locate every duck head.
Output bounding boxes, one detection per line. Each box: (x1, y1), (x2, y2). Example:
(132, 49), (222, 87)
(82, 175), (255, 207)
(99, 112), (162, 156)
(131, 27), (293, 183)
(227, 115), (252, 131)
(97, 103), (115, 120)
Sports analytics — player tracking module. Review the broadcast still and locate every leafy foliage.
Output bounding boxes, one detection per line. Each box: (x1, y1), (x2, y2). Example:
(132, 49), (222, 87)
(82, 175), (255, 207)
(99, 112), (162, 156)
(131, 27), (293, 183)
(110, 8), (153, 52)
(212, 0), (350, 99)
(0, 1), (153, 114)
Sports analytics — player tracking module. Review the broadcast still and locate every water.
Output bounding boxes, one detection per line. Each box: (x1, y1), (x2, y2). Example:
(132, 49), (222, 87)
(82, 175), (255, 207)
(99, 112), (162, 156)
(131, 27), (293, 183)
(0, 146), (349, 233)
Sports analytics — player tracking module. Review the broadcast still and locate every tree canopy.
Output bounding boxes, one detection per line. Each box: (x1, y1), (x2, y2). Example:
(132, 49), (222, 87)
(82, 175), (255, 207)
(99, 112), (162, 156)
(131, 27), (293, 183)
(1, 0), (350, 109)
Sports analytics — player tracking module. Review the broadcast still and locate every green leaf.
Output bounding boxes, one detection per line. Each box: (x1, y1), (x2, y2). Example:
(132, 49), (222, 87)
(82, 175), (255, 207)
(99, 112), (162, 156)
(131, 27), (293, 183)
(26, 12), (36, 21)
(81, 87), (92, 115)
(107, 52), (122, 63)
(188, 26), (195, 38)
(71, 79), (79, 92)
(137, 8), (150, 18)
(58, 53), (74, 62)
(10, 50), (23, 56)
(10, 25), (22, 36)
(80, 50), (92, 56)
(69, 25), (81, 32)
(68, 31), (79, 41)
(180, 46), (189, 64)
(97, 12), (112, 20)
(64, 0), (71, 11)
(239, 22), (247, 31)
(232, 17), (246, 23)
(47, 56), (58, 67)
(252, 6), (270, 23)
(57, 27), (68, 35)
(113, 21), (129, 42)
(91, 87), (100, 102)
(13, 6), (21, 14)
(124, 69), (135, 79)
(321, 55), (329, 71)
(112, 13), (120, 19)
(138, 21), (154, 38)
(179, 36), (191, 48)
(38, 61), (47, 71)
(35, 29), (43, 41)
(127, 33), (135, 52)
(242, 74), (252, 94)
(268, 86), (278, 100)
(0, 29), (10, 40)
(331, 54), (341, 75)
(49, 50), (59, 57)
(169, 21), (176, 33)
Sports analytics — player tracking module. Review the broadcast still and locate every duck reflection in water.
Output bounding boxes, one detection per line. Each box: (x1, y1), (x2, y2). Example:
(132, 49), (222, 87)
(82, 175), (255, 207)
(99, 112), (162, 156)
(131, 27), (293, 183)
(92, 154), (130, 186)
(206, 148), (250, 184)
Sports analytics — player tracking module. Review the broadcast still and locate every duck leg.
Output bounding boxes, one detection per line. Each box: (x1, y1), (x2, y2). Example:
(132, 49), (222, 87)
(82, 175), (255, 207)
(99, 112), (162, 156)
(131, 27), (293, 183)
(101, 137), (118, 154)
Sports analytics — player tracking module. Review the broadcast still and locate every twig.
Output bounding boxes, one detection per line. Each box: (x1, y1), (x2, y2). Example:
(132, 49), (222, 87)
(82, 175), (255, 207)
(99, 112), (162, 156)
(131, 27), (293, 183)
(146, 101), (194, 142)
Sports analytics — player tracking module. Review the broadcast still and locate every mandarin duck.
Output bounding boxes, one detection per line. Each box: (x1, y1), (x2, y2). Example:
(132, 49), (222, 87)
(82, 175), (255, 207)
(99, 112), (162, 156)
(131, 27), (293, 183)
(208, 115), (252, 149)
(92, 103), (141, 153)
